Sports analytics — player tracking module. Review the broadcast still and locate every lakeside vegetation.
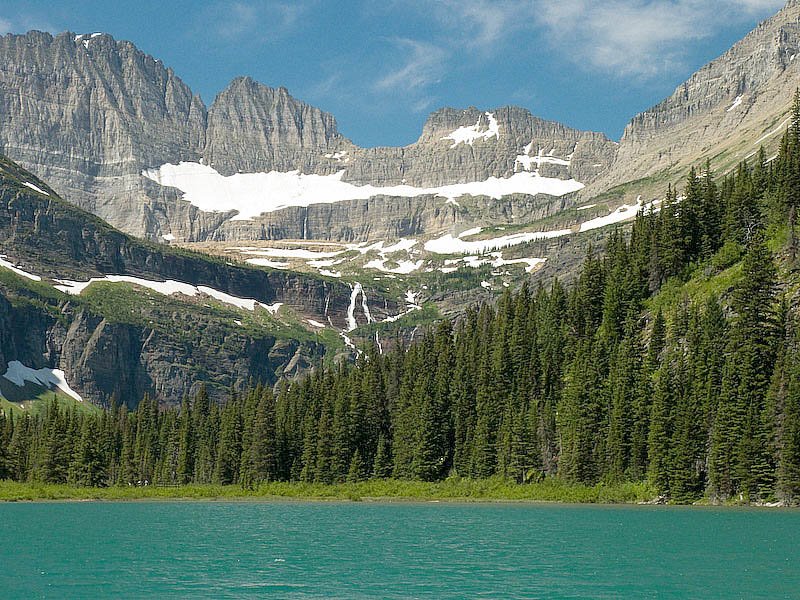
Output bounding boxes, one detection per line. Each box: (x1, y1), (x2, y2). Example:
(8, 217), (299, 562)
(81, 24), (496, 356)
(0, 478), (654, 504)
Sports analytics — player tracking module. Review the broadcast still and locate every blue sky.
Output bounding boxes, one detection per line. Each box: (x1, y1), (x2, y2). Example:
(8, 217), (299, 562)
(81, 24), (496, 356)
(0, 0), (788, 147)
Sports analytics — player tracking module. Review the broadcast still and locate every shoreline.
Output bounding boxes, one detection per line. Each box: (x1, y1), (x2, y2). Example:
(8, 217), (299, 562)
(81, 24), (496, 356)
(0, 480), (794, 508)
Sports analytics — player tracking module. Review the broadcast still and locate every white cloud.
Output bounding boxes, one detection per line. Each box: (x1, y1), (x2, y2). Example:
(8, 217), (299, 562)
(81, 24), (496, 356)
(404, 0), (785, 78)
(374, 38), (447, 93)
(537, 0), (785, 76)
(734, 0), (787, 12)
(199, 1), (313, 42)
(430, 0), (537, 49)
(0, 14), (57, 35)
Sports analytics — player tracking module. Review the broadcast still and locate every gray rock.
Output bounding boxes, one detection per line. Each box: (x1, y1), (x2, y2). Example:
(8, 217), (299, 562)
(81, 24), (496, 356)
(0, 157), (401, 407)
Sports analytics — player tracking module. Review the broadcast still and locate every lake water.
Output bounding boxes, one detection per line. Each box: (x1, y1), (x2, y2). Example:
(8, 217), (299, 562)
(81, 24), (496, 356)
(0, 501), (797, 598)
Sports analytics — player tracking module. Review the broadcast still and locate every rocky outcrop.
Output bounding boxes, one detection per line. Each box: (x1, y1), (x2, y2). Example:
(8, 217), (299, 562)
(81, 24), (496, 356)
(209, 192), (570, 242)
(339, 106), (614, 188)
(0, 31), (206, 236)
(0, 159), (401, 327)
(0, 285), (325, 408)
(204, 76), (349, 176)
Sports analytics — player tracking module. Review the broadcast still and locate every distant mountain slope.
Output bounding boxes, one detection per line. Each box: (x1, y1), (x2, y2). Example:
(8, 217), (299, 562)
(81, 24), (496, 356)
(0, 155), (403, 408)
(588, 0), (800, 203)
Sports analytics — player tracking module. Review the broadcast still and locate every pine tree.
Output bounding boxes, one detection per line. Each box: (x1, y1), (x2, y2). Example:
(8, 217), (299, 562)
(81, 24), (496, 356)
(176, 396), (194, 484)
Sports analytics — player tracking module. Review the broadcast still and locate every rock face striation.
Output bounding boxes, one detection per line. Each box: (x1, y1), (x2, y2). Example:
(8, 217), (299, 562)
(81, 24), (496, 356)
(0, 31), (617, 242)
(2, 5), (800, 243)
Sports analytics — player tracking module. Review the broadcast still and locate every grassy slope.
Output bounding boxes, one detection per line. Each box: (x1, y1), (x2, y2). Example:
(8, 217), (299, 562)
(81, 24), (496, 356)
(0, 393), (102, 417)
(645, 224), (796, 319)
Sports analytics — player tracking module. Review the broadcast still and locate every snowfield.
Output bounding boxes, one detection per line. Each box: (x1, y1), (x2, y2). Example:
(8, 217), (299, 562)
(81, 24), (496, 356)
(424, 228), (571, 254)
(142, 162), (584, 221)
(3, 360), (83, 402)
(515, 143), (572, 172)
(0, 255), (42, 281)
(445, 253), (546, 273)
(54, 275), (282, 313)
(22, 181), (49, 196)
(577, 196), (648, 232)
(442, 112), (500, 147)
(425, 196), (650, 254)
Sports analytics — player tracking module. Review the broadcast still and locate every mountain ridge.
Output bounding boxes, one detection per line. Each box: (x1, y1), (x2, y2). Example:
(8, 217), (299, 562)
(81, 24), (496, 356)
(0, 30), (616, 243)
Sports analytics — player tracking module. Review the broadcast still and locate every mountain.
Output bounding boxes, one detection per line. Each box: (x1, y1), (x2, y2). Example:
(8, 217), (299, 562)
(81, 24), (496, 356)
(589, 0), (800, 202)
(0, 154), (404, 408)
(2, 3), (800, 411)
(0, 31), (617, 244)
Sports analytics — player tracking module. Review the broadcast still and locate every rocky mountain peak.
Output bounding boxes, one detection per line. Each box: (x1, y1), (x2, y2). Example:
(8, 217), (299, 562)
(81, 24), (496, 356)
(203, 76), (346, 175)
(0, 29), (616, 241)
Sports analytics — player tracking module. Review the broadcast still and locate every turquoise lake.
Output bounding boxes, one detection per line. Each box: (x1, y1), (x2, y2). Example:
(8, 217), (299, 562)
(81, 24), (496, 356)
(0, 501), (797, 598)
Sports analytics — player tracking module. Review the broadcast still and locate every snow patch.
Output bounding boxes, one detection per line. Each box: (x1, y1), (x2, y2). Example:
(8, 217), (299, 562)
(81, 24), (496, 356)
(578, 195), (647, 232)
(324, 151), (348, 162)
(445, 252), (546, 273)
(318, 269), (342, 278)
(162, 234), (176, 242)
(3, 361), (83, 402)
(54, 275), (281, 313)
(22, 182), (49, 196)
(426, 195), (649, 255)
(364, 259), (424, 275)
(381, 238), (418, 254)
(142, 162), (583, 221)
(458, 227), (483, 239)
(755, 115), (793, 146)
(307, 319), (326, 328)
(263, 303), (283, 315)
(0, 255), (42, 281)
(197, 286), (264, 311)
(383, 289), (423, 323)
(405, 290), (421, 307)
(515, 145), (571, 172)
(425, 228), (570, 255)
(442, 112), (499, 147)
(577, 203), (597, 211)
(727, 95), (743, 112)
(236, 247), (342, 260)
(245, 258), (290, 269)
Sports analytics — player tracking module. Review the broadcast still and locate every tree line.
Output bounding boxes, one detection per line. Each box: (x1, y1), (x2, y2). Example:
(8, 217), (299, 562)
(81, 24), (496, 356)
(2, 96), (800, 503)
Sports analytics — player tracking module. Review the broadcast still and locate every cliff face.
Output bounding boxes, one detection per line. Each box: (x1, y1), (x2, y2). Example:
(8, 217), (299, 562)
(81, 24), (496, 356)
(0, 31), (209, 236)
(0, 31), (617, 242)
(0, 285), (322, 409)
(204, 76), (348, 176)
(0, 156), (398, 408)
